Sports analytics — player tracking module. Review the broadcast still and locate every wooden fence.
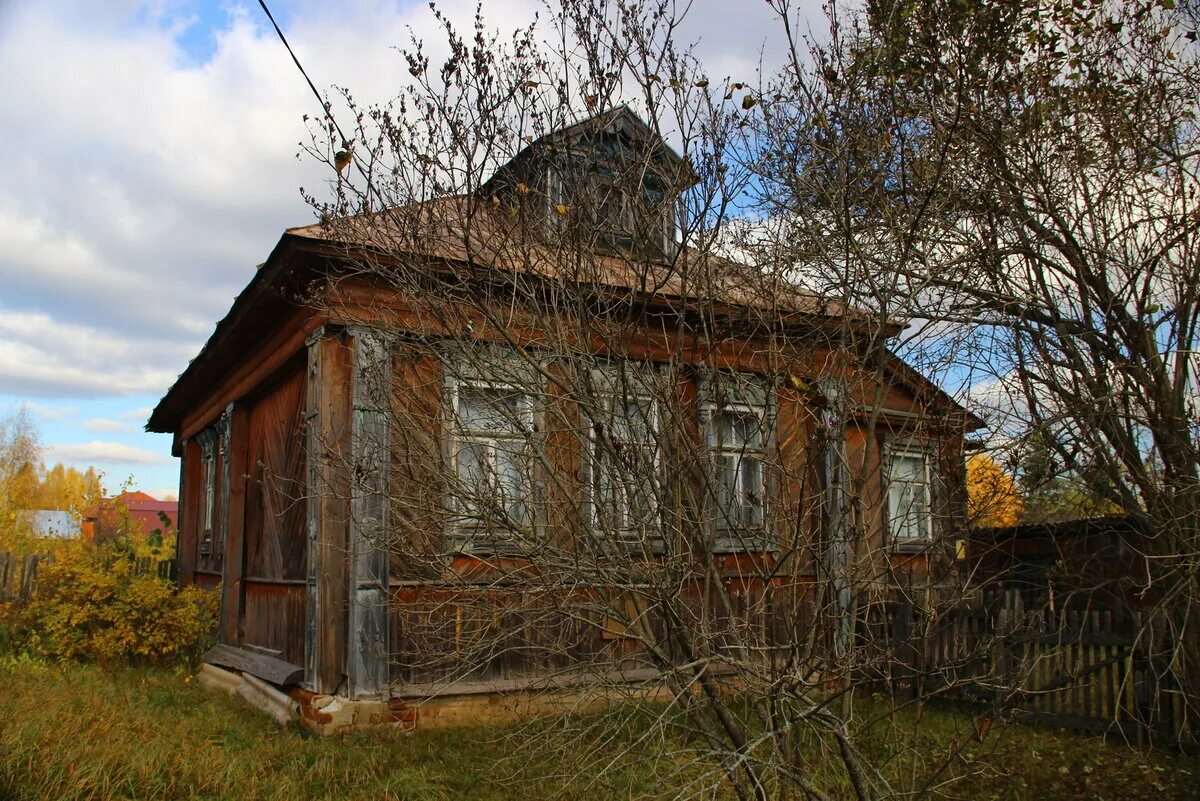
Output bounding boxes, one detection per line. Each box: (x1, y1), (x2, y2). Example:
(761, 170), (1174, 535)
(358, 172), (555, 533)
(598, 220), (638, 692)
(0, 551), (178, 604)
(866, 593), (1192, 746)
(0, 552), (43, 603)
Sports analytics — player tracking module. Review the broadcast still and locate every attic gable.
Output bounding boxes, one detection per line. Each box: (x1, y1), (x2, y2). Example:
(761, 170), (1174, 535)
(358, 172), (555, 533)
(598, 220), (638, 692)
(481, 107), (691, 260)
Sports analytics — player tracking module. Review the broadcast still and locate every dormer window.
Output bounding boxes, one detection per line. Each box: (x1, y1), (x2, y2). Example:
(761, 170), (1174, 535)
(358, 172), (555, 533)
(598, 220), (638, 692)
(545, 158), (677, 259)
(482, 108), (690, 259)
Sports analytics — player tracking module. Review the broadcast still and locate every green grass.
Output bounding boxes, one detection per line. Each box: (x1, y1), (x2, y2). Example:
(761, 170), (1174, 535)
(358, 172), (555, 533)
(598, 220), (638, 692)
(0, 655), (1196, 801)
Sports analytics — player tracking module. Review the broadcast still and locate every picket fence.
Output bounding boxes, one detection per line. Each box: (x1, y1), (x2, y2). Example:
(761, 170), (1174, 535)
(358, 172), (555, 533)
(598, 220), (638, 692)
(864, 592), (1192, 747)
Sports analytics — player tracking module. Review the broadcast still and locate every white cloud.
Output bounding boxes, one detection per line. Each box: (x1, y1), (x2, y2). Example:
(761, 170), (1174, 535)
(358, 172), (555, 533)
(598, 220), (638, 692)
(20, 402), (78, 422)
(45, 440), (168, 466)
(118, 406), (155, 421)
(0, 311), (185, 397)
(0, 0), (828, 403)
(83, 418), (133, 433)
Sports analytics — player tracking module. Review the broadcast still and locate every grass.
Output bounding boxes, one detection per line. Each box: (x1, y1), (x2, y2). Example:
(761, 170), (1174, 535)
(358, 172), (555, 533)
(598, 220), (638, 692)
(0, 655), (1197, 801)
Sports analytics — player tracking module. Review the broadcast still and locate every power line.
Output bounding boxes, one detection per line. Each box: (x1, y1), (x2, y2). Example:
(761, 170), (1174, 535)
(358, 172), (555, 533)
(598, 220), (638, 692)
(257, 0), (384, 209)
(256, 0), (347, 145)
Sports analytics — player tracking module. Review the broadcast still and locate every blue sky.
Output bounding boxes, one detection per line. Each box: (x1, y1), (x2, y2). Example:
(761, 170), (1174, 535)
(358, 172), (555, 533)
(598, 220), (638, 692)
(0, 0), (826, 498)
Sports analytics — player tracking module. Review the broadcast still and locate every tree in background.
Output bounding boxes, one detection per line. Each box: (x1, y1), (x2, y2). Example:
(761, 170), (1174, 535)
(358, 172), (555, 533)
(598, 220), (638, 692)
(0, 409), (44, 551)
(0, 408), (107, 552)
(745, 0), (1200, 719)
(1017, 430), (1122, 524)
(966, 453), (1023, 528)
(34, 463), (103, 520)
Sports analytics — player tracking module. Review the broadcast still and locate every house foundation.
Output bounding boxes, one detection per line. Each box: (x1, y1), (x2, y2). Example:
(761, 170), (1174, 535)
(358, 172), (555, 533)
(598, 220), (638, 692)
(196, 663), (684, 734)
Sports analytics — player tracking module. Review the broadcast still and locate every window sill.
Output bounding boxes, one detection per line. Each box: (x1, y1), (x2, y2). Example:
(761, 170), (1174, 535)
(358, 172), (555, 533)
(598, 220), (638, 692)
(890, 539), (934, 554)
(710, 533), (777, 555)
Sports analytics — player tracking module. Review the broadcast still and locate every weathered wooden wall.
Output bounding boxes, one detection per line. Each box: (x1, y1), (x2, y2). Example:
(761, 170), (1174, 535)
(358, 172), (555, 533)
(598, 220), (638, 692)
(167, 267), (971, 699)
(239, 359), (308, 664)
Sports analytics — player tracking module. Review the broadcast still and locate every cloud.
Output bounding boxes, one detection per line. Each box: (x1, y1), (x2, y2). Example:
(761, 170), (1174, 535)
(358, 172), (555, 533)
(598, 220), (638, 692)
(0, 0), (829, 403)
(45, 440), (169, 466)
(83, 418), (134, 433)
(0, 311), (186, 397)
(20, 402), (78, 422)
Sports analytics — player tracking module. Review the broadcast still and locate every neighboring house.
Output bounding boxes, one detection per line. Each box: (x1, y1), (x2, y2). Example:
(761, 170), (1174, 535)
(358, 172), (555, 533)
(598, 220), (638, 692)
(82, 491), (178, 542)
(148, 108), (983, 728)
(18, 510), (79, 539)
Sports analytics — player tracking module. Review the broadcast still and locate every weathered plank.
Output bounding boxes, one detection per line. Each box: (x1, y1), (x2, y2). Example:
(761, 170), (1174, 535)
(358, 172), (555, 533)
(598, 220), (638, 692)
(202, 643), (304, 687)
(220, 403), (250, 646)
(347, 326), (391, 699)
(175, 437), (195, 587)
(305, 327), (351, 694)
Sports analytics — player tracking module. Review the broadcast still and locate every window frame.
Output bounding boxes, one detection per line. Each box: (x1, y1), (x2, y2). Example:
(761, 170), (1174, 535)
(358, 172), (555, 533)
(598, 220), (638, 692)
(586, 391), (662, 542)
(884, 440), (936, 549)
(701, 399), (770, 550)
(197, 425), (221, 557)
(447, 379), (536, 544)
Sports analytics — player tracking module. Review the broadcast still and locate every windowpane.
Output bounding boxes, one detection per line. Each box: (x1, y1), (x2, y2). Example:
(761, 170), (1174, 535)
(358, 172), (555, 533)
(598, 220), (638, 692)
(592, 393), (657, 533)
(456, 440), (489, 516)
(889, 452), (930, 542)
(453, 384), (532, 532)
(708, 406), (766, 532)
(458, 387), (521, 433)
(494, 445), (528, 523)
(741, 457), (762, 525)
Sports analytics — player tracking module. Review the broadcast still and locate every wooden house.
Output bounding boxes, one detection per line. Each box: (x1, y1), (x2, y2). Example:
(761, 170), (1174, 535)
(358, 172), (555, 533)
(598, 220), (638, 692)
(148, 108), (983, 730)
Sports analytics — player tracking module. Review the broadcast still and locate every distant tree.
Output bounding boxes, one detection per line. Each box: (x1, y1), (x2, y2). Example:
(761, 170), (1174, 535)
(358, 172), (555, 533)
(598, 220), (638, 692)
(34, 463), (103, 518)
(966, 454), (1023, 528)
(1017, 431), (1121, 523)
(0, 408), (43, 551)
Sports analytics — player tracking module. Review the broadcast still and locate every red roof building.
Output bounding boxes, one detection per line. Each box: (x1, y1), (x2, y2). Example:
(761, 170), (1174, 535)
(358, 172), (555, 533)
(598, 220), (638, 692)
(82, 491), (178, 542)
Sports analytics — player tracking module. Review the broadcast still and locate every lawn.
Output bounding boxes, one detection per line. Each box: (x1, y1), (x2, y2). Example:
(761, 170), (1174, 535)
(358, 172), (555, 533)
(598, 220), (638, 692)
(0, 656), (1196, 801)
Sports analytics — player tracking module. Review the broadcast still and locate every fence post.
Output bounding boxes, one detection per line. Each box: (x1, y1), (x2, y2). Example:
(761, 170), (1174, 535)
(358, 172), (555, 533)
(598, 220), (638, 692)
(18, 555), (39, 604)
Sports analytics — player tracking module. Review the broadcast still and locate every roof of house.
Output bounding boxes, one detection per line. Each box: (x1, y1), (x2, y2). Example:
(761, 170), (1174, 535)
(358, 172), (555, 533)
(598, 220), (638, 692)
(84, 492), (178, 534)
(284, 195), (859, 321)
(478, 105), (692, 193)
(148, 109), (983, 434)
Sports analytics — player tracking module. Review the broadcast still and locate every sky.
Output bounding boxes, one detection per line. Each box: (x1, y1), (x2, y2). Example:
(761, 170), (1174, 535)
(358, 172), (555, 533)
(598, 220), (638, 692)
(0, 0), (828, 499)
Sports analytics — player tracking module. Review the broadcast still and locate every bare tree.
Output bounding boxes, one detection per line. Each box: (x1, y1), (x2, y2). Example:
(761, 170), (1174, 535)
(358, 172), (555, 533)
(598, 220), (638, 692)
(280, 1), (1084, 798)
(746, 0), (1199, 733)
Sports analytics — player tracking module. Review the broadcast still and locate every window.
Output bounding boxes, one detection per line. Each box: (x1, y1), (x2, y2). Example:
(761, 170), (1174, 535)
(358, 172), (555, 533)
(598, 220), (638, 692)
(198, 430), (219, 556)
(706, 406), (766, 531)
(591, 394), (658, 536)
(452, 384), (533, 533)
(887, 445), (933, 544)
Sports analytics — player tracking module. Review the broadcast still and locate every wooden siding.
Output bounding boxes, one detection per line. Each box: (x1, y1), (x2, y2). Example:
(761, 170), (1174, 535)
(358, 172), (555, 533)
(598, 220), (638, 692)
(167, 272), (971, 698)
(239, 359), (309, 661)
(244, 361), (308, 582)
(241, 579), (307, 665)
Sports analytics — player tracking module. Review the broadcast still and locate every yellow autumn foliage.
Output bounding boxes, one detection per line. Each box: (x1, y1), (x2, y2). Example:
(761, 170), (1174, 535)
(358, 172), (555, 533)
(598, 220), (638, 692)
(8, 540), (217, 665)
(966, 454), (1023, 528)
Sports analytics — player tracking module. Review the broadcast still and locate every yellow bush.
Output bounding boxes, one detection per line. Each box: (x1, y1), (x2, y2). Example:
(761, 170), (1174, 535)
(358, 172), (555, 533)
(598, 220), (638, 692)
(13, 541), (218, 665)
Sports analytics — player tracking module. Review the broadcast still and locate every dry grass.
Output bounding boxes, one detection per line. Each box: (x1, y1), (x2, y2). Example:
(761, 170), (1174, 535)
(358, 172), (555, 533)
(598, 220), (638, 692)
(0, 656), (1196, 801)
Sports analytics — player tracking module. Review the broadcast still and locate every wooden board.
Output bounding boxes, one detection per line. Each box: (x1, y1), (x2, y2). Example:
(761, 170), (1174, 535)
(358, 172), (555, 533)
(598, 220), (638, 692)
(202, 643), (304, 687)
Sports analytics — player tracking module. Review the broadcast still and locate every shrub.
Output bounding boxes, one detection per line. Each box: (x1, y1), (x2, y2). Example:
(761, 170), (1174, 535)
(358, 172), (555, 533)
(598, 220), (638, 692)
(9, 540), (218, 665)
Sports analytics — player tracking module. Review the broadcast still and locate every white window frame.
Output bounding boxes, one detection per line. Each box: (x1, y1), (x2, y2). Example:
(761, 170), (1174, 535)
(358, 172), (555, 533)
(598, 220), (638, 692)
(448, 380), (535, 538)
(587, 392), (661, 539)
(885, 442), (935, 546)
(198, 428), (219, 556)
(703, 401), (768, 536)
